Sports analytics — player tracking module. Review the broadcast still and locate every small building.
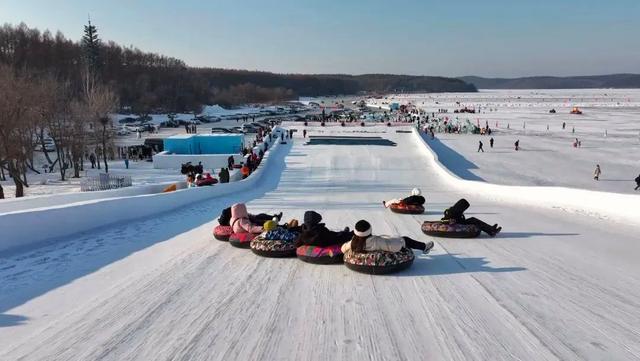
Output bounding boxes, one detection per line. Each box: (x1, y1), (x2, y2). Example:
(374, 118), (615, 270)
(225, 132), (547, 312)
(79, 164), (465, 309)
(163, 134), (244, 155)
(153, 134), (245, 170)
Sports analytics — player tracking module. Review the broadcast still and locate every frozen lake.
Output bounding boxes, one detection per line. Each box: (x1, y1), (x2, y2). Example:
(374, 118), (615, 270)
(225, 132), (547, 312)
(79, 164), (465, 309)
(369, 89), (640, 194)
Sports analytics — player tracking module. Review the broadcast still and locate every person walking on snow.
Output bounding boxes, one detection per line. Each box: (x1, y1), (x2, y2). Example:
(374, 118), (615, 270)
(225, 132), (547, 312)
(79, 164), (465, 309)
(303, 129), (307, 138)
(478, 140), (484, 152)
(489, 137), (494, 148)
(514, 139), (520, 151)
(635, 174), (640, 190)
(594, 165), (601, 181)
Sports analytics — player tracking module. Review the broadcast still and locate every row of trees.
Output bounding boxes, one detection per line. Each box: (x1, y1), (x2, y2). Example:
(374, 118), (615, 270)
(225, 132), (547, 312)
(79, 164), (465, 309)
(0, 65), (116, 198)
(0, 23), (476, 113)
(0, 22), (117, 198)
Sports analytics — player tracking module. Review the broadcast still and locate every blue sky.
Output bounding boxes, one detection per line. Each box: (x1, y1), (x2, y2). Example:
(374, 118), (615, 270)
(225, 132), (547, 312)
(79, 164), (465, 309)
(1, 0), (639, 77)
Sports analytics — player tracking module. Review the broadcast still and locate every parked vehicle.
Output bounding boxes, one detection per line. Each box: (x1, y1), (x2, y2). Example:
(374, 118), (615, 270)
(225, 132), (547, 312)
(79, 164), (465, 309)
(241, 124), (259, 133)
(116, 127), (131, 136)
(118, 117), (138, 124)
(211, 127), (232, 134)
(160, 120), (180, 128)
(125, 124), (145, 132)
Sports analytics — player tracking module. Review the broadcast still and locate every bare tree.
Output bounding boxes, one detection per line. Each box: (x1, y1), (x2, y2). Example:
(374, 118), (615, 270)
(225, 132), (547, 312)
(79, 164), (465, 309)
(81, 72), (118, 173)
(40, 77), (75, 180)
(0, 65), (37, 197)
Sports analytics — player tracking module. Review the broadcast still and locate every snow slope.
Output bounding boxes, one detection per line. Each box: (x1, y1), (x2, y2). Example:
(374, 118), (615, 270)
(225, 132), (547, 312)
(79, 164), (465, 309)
(1, 126), (639, 360)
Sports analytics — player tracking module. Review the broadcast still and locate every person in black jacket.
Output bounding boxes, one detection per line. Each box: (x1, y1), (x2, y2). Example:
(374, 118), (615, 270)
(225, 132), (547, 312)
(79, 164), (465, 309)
(635, 174), (640, 191)
(218, 207), (282, 226)
(442, 199), (501, 237)
(294, 211), (352, 248)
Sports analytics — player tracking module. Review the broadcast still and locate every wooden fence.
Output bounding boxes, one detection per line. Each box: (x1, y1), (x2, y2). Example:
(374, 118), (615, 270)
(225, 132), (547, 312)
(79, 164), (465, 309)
(80, 174), (133, 192)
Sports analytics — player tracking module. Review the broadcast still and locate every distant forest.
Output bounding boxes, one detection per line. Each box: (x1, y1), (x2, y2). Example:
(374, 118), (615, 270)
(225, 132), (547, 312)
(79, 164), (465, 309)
(0, 23), (476, 113)
(459, 75), (640, 89)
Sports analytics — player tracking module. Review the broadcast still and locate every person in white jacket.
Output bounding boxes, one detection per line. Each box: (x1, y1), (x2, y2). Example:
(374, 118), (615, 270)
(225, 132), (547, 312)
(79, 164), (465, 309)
(341, 220), (434, 254)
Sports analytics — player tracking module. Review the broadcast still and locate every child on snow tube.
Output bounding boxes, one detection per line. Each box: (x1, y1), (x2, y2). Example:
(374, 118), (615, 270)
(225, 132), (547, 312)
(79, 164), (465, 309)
(341, 220), (434, 274)
(251, 222), (300, 257)
(383, 188), (426, 212)
(441, 199), (501, 237)
(228, 203), (264, 248)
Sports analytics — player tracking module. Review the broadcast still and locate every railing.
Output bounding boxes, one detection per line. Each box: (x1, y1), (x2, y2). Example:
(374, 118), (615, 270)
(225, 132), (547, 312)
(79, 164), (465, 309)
(80, 174), (133, 192)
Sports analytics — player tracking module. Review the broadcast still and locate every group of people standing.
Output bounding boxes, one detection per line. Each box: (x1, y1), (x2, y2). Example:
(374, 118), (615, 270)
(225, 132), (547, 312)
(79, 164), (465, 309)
(185, 123), (198, 134)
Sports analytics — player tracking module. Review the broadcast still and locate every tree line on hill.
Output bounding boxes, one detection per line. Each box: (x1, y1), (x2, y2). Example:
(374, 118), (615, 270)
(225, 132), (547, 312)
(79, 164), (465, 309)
(0, 22), (117, 198)
(0, 23), (476, 114)
(459, 75), (640, 89)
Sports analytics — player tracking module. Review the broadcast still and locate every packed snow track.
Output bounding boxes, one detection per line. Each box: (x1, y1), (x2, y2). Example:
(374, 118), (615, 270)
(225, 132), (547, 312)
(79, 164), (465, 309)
(1, 126), (639, 361)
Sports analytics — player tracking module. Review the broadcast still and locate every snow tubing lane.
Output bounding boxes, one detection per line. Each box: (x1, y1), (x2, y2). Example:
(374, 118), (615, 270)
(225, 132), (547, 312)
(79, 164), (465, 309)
(389, 203), (425, 215)
(213, 225), (233, 241)
(250, 236), (297, 258)
(229, 232), (258, 248)
(421, 221), (481, 238)
(296, 245), (344, 265)
(343, 248), (415, 275)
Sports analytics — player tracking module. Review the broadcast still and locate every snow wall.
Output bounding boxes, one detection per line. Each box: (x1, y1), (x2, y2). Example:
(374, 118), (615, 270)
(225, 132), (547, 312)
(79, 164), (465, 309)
(0, 136), (289, 253)
(0, 181), (188, 214)
(411, 128), (640, 227)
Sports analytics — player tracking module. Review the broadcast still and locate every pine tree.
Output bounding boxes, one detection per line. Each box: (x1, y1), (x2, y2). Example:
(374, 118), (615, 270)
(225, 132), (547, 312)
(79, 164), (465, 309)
(82, 19), (101, 77)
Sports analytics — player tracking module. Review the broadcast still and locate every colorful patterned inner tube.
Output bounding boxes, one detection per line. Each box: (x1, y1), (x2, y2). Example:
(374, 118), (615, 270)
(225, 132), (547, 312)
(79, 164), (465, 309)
(213, 225), (233, 241)
(250, 236), (296, 258)
(389, 203), (425, 215)
(421, 221), (481, 238)
(296, 244), (344, 264)
(229, 232), (258, 248)
(343, 247), (415, 275)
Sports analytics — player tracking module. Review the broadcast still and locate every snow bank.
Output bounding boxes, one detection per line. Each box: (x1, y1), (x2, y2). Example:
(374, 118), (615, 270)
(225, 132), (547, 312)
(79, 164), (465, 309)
(411, 128), (640, 227)
(0, 181), (187, 214)
(0, 135), (289, 253)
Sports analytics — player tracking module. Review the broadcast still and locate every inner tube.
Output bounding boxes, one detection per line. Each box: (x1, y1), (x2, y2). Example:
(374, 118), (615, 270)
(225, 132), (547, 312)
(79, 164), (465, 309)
(296, 244), (344, 264)
(389, 203), (424, 215)
(213, 225), (233, 241)
(343, 247), (415, 275)
(196, 178), (218, 186)
(229, 232), (258, 248)
(250, 236), (297, 258)
(421, 221), (480, 238)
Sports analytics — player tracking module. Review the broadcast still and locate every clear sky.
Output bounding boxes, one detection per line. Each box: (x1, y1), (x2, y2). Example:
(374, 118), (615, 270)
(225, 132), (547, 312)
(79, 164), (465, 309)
(1, 0), (639, 77)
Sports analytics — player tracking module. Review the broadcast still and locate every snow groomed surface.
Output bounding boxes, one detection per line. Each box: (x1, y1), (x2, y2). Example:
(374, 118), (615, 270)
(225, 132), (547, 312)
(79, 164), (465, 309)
(1, 125), (639, 360)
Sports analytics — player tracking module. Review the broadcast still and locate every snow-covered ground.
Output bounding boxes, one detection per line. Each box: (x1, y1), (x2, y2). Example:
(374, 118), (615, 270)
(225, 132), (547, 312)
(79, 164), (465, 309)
(368, 89), (640, 194)
(0, 120), (260, 200)
(1, 125), (639, 360)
